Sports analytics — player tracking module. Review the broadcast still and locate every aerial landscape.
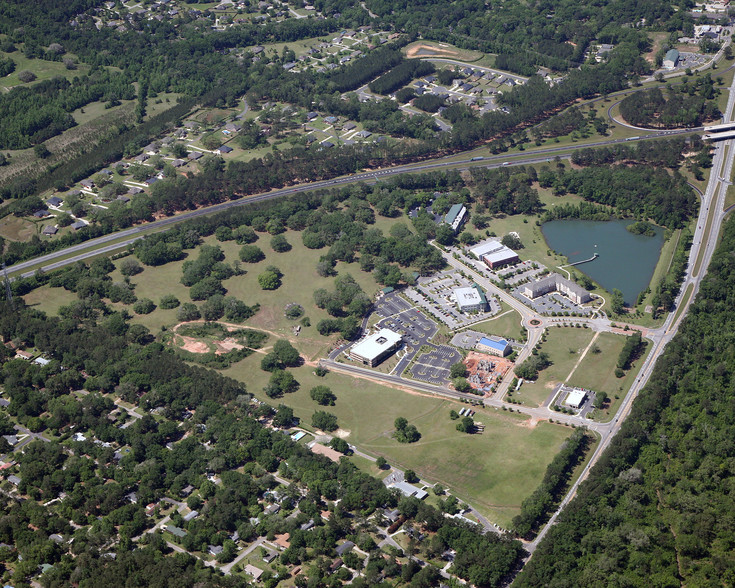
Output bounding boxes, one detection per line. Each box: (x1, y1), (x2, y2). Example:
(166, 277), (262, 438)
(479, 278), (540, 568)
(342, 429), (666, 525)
(0, 0), (734, 586)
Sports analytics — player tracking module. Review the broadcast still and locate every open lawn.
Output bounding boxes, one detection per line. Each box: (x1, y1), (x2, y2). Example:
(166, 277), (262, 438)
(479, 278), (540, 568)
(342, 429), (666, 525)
(234, 355), (572, 527)
(23, 286), (78, 316)
(471, 306), (525, 342)
(0, 215), (37, 241)
(0, 51), (90, 89)
(513, 327), (595, 407)
(569, 331), (646, 421)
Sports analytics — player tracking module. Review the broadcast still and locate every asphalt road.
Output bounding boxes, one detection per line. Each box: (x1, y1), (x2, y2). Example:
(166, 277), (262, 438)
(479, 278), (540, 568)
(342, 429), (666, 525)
(7, 131), (697, 279)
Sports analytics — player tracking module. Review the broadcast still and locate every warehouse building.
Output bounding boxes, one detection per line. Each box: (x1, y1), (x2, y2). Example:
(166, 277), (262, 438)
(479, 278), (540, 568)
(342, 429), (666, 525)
(453, 284), (488, 313)
(444, 204), (467, 233)
(349, 328), (402, 367)
(469, 239), (519, 269)
(522, 273), (592, 305)
(476, 336), (511, 357)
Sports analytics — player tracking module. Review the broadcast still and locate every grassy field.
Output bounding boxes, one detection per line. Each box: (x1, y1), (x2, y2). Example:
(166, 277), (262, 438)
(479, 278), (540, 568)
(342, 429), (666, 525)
(568, 331), (645, 421)
(231, 353), (571, 527)
(513, 327), (595, 407)
(24, 286), (78, 316)
(0, 51), (90, 89)
(0, 215), (37, 241)
(471, 307), (525, 341)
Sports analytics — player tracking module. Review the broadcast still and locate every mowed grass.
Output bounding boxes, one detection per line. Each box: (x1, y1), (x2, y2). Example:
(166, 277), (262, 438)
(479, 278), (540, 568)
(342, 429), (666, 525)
(568, 331), (645, 421)
(471, 306), (525, 341)
(233, 354), (571, 527)
(23, 285), (78, 315)
(0, 51), (90, 89)
(515, 327), (595, 407)
(0, 215), (37, 241)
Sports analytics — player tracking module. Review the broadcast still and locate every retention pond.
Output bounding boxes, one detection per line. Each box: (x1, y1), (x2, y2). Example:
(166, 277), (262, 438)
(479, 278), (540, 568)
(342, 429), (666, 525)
(541, 219), (664, 305)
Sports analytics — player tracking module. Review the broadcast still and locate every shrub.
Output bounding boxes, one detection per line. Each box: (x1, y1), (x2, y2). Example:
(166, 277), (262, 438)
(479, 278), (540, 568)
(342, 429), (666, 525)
(159, 294), (180, 309)
(133, 298), (155, 314)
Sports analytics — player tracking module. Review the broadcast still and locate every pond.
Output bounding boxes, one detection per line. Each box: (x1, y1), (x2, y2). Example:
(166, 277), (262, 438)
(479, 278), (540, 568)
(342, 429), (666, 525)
(541, 219), (664, 305)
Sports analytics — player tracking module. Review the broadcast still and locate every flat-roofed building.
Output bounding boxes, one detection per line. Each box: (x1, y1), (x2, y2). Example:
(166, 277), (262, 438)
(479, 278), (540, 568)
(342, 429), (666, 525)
(469, 239), (519, 269)
(349, 328), (402, 367)
(476, 336), (511, 357)
(522, 273), (591, 305)
(454, 284), (488, 313)
(565, 387), (587, 409)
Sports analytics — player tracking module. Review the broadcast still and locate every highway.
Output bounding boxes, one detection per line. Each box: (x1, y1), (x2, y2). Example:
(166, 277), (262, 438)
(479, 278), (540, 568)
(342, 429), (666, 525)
(6, 63), (732, 565)
(7, 128), (698, 279)
(525, 56), (735, 554)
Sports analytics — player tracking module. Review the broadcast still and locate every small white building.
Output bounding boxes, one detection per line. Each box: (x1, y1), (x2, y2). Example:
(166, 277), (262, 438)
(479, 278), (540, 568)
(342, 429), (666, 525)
(349, 328), (402, 367)
(565, 388), (587, 409)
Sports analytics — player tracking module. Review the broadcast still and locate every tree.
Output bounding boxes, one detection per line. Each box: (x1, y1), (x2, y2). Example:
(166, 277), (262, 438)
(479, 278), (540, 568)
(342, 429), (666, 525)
(239, 244), (265, 263)
(258, 269), (282, 290)
(176, 302), (201, 322)
(376, 456), (387, 469)
(260, 353), (283, 372)
(435, 224), (455, 246)
(309, 385), (336, 405)
(311, 410), (338, 432)
(272, 405), (295, 428)
(449, 410), (460, 420)
(394, 417), (421, 443)
(610, 288), (625, 314)
(501, 234), (523, 249)
(329, 438), (350, 454)
(159, 294), (180, 309)
(34, 144), (51, 159)
(404, 470), (419, 484)
(133, 298), (155, 314)
(120, 258), (143, 276)
(201, 295), (225, 321)
(456, 416), (475, 433)
(270, 234), (291, 252)
(450, 361), (468, 379)
(273, 339), (300, 367)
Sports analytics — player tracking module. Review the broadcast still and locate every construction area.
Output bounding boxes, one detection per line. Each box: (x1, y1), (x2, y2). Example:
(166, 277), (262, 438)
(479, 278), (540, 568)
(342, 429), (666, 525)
(463, 351), (514, 394)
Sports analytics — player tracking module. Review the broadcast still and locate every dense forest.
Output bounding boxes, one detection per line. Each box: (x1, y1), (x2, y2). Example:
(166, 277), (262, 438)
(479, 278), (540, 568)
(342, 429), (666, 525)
(517, 216), (735, 586)
(619, 77), (721, 128)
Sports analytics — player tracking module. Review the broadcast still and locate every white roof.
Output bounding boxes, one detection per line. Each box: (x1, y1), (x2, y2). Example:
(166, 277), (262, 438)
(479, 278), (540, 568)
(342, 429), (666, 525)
(565, 388), (587, 407)
(454, 287), (482, 306)
(390, 481), (428, 499)
(470, 239), (504, 258)
(350, 328), (402, 361)
(482, 249), (518, 265)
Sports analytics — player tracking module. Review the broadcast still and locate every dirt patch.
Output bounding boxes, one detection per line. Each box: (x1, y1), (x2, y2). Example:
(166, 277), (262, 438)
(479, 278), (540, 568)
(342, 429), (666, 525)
(180, 337), (210, 353)
(406, 43), (459, 59)
(516, 417), (539, 429)
(215, 337), (244, 354)
(333, 428), (351, 439)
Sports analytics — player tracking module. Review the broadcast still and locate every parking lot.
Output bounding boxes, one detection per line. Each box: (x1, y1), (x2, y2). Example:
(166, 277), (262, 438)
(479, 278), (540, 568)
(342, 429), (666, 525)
(405, 270), (500, 329)
(409, 345), (462, 385)
(512, 288), (592, 316)
(375, 292), (413, 318)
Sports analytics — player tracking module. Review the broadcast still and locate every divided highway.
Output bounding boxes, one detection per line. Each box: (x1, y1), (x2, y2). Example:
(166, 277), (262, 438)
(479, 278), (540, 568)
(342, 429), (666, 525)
(8, 128), (698, 279)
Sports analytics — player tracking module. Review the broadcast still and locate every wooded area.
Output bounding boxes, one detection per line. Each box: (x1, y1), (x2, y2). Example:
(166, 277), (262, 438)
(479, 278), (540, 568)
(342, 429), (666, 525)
(517, 216), (735, 586)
